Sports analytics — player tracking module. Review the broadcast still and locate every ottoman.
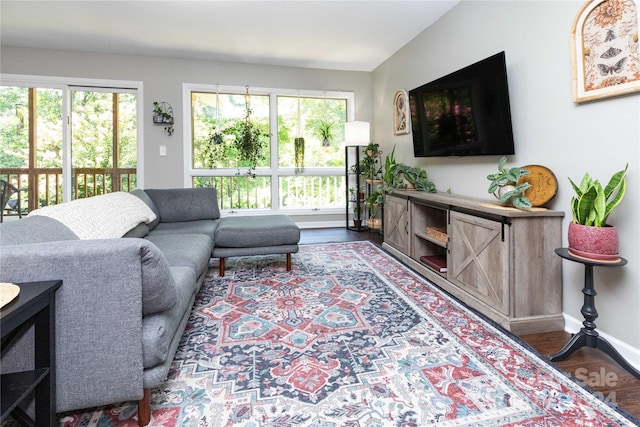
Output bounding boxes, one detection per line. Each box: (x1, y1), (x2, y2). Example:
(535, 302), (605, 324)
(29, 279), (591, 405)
(213, 215), (300, 276)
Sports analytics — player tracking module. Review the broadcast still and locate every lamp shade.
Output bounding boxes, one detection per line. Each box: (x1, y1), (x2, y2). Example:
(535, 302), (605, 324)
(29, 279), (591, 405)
(344, 121), (370, 146)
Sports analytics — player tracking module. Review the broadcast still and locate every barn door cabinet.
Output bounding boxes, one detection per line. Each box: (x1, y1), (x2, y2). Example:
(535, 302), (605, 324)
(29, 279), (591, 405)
(383, 190), (564, 335)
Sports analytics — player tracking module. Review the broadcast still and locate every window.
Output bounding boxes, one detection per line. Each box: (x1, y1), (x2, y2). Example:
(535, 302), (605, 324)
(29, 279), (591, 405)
(70, 89), (138, 198)
(187, 84), (353, 214)
(0, 76), (142, 216)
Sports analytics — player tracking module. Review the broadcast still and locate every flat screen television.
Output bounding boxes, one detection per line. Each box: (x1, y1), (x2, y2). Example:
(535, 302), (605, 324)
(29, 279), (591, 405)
(409, 51), (515, 157)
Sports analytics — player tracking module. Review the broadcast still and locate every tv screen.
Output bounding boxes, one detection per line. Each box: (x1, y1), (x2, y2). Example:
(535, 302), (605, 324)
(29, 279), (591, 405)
(409, 51), (515, 157)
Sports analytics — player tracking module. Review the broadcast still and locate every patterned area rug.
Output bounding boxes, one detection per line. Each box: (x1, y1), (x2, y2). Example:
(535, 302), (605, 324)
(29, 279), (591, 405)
(59, 241), (637, 426)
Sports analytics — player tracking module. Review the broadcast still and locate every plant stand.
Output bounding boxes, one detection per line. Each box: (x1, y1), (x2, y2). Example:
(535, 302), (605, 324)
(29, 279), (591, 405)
(549, 248), (640, 378)
(346, 145), (366, 231)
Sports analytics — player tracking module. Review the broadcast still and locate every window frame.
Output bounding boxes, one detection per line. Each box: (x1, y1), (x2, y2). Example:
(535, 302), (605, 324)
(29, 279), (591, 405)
(183, 83), (354, 216)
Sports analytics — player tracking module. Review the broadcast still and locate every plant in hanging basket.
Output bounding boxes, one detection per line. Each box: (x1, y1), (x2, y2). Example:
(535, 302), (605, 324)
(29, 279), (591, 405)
(229, 94), (268, 173)
(317, 120), (333, 147)
(294, 137), (305, 173)
(567, 164), (627, 259)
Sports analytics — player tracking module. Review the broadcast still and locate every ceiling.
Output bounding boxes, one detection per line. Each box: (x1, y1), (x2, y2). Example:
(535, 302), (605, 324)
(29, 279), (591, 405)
(0, 1), (459, 72)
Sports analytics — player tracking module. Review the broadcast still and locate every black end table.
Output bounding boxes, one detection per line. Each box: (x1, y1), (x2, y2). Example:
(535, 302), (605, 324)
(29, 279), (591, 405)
(1, 280), (62, 426)
(550, 248), (640, 378)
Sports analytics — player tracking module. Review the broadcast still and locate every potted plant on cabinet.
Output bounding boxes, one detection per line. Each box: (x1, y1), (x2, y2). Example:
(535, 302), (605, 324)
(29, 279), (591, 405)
(387, 163), (436, 192)
(567, 164), (627, 260)
(486, 156), (532, 209)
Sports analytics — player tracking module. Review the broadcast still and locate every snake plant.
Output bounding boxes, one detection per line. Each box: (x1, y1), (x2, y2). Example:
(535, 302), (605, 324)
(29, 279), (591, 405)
(569, 164), (627, 227)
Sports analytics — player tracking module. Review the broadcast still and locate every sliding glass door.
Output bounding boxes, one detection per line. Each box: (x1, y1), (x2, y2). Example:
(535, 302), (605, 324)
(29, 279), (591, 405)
(0, 79), (140, 216)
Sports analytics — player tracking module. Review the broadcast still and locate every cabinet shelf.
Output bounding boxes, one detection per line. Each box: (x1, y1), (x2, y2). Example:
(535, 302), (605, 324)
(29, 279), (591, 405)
(1, 369), (49, 417)
(415, 230), (447, 248)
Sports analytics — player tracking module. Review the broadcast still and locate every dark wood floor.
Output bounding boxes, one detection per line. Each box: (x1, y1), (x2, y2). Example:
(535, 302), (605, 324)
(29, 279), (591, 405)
(300, 228), (640, 421)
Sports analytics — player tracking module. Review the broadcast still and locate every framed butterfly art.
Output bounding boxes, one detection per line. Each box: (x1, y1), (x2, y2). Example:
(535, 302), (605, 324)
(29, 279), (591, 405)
(571, 0), (640, 102)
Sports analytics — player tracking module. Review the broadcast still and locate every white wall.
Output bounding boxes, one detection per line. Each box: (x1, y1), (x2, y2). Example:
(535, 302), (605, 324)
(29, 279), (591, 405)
(0, 46), (372, 189)
(372, 1), (640, 353)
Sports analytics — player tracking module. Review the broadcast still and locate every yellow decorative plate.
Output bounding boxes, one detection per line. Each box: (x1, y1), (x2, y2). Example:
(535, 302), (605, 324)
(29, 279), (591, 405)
(0, 282), (20, 309)
(520, 165), (558, 207)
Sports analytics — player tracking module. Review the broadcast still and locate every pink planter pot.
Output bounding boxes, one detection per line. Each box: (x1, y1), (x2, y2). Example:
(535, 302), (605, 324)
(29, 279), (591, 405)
(568, 222), (619, 260)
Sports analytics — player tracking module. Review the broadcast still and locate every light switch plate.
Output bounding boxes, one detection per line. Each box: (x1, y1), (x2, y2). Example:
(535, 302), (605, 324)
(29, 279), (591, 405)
(159, 146), (167, 156)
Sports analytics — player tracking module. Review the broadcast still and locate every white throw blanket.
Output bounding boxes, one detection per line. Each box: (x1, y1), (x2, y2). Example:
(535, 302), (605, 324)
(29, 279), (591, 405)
(29, 192), (157, 239)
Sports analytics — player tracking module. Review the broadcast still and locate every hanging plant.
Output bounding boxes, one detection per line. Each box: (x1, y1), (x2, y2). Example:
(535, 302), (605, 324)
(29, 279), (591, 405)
(234, 87), (268, 174)
(209, 84), (224, 145)
(318, 93), (332, 147)
(294, 137), (305, 173)
(317, 120), (333, 147)
(294, 93), (305, 173)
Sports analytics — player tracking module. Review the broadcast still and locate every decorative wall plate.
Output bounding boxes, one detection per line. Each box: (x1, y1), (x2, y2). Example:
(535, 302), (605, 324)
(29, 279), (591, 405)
(520, 165), (558, 207)
(0, 282), (20, 309)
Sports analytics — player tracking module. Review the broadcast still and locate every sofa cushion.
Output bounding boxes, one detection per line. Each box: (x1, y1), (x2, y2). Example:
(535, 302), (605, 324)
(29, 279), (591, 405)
(142, 266), (197, 368)
(123, 222), (150, 238)
(149, 219), (218, 239)
(130, 189), (160, 230)
(140, 240), (178, 316)
(0, 215), (79, 245)
(215, 215), (300, 248)
(145, 188), (220, 223)
(145, 234), (213, 275)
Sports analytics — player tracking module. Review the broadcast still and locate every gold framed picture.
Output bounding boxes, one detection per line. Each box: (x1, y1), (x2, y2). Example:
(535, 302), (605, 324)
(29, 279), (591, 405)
(393, 90), (409, 135)
(571, 0), (640, 103)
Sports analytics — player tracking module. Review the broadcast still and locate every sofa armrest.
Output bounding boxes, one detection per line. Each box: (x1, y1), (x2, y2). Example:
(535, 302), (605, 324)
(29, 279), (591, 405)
(0, 239), (153, 412)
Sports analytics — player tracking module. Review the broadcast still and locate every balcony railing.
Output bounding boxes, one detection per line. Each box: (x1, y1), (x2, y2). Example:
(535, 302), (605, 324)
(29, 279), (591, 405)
(2, 169), (341, 218)
(193, 174), (346, 211)
(0, 168), (136, 218)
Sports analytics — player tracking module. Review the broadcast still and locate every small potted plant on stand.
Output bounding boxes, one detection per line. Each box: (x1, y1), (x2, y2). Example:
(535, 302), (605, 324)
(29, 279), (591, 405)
(567, 164), (627, 260)
(352, 205), (363, 229)
(359, 144), (382, 184)
(486, 157), (532, 209)
(365, 187), (384, 230)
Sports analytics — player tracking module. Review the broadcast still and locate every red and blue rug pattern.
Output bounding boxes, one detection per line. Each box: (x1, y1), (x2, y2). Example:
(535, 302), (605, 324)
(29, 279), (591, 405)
(60, 241), (637, 426)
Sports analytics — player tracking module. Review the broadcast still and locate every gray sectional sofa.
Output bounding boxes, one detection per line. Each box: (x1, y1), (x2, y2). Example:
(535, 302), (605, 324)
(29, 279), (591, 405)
(0, 188), (299, 426)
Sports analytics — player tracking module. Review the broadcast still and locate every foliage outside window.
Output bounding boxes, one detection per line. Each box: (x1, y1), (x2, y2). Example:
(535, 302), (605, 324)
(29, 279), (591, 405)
(192, 92), (270, 170)
(276, 96), (345, 169)
(0, 85), (138, 212)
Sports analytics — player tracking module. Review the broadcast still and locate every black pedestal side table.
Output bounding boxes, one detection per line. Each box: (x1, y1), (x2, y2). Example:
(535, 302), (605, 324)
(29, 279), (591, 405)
(550, 248), (640, 378)
(1, 280), (62, 427)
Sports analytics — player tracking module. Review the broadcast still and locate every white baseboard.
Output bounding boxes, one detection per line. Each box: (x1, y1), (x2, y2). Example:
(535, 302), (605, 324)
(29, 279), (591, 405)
(296, 220), (344, 229)
(563, 313), (640, 370)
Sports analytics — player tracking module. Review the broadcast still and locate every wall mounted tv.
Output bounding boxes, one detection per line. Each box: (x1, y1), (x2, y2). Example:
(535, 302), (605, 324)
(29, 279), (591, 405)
(409, 51), (515, 157)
